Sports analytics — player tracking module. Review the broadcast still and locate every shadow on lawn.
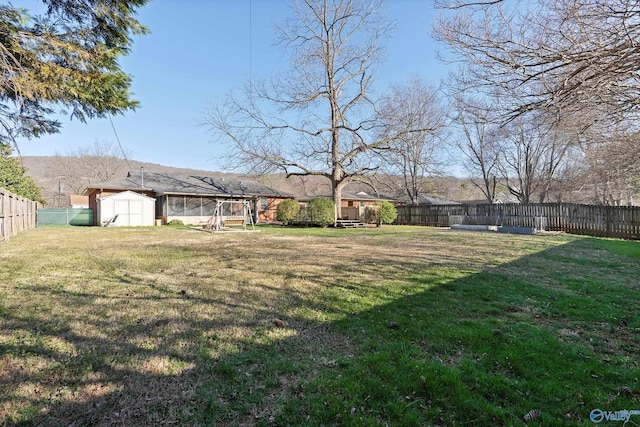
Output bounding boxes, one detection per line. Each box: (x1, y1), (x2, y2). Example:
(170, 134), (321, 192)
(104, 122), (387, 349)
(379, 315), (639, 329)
(2, 236), (640, 426)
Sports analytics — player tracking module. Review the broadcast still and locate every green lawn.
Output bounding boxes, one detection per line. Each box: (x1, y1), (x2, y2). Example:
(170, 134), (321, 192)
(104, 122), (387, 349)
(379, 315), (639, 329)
(1, 225), (639, 426)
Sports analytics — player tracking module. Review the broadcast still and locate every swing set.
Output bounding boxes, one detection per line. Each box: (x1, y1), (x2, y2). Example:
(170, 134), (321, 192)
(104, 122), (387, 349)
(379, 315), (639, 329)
(205, 199), (255, 232)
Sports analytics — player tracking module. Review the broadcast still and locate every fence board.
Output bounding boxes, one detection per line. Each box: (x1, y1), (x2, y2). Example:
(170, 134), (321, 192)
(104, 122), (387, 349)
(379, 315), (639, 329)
(395, 203), (640, 240)
(0, 187), (38, 242)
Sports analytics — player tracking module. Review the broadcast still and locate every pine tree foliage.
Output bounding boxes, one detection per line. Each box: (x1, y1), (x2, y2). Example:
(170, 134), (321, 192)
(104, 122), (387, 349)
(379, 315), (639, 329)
(0, 0), (148, 146)
(0, 144), (44, 203)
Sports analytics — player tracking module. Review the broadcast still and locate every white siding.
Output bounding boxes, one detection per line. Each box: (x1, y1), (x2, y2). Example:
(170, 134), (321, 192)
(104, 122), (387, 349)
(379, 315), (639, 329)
(98, 191), (155, 226)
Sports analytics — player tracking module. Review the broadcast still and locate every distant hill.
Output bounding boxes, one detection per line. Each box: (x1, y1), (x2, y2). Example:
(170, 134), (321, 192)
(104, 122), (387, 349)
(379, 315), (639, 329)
(20, 156), (238, 180)
(20, 156), (244, 207)
(19, 156), (484, 207)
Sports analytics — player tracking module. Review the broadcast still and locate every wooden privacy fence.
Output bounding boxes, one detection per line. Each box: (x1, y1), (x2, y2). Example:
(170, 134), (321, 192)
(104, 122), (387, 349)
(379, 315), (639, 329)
(396, 203), (640, 239)
(1, 187), (38, 242)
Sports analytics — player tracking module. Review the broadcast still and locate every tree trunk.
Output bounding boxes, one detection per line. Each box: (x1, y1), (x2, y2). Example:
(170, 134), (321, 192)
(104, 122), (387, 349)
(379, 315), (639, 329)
(332, 178), (345, 224)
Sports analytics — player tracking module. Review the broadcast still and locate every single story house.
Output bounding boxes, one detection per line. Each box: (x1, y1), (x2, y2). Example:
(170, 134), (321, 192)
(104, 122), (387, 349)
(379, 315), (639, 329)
(82, 172), (293, 226)
(297, 188), (399, 220)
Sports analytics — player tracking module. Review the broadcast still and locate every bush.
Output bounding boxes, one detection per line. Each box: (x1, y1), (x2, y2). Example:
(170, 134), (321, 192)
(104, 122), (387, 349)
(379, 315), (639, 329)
(364, 206), (378, 224)
(307, 197), (335, 227)
(276, 199), (300, 225)
(166, 219), (184, 226)
(365, 201), (397, 226)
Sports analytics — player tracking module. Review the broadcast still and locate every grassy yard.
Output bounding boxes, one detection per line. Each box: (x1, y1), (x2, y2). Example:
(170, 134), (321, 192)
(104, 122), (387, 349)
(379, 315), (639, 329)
(1, 225), (639, 426)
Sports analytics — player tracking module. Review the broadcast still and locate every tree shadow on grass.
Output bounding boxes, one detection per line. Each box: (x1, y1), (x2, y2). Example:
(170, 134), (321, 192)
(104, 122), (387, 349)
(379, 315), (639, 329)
(2, 235), (639, 426)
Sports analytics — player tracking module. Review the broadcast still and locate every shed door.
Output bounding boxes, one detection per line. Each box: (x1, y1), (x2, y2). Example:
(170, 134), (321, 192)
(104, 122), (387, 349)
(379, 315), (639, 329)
(128, 200), (143, 226)
(113, 200), (129, 226)
(113, 199), (144, 226)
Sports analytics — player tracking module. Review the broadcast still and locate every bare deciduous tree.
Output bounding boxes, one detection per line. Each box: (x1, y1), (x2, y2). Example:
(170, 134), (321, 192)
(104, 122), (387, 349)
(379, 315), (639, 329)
(451, 96), (499, 203)
(45, 140), (130, 198)
(204, 0), (430, 221)
(377, 78), (448, 205)
(579, 130), (640, 205)
(435, 0), (640, 125)
(494, 114), (574, 204)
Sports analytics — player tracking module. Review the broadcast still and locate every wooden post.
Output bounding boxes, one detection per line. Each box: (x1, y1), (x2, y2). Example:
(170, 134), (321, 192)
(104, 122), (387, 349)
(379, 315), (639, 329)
(1, 188), (6, 242)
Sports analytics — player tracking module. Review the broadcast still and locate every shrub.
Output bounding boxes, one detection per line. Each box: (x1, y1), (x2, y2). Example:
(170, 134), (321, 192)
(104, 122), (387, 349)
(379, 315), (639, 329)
(365, 201), (397, 226)
(276, 199), (300, 225)
(377, 201), (398, 224)
(307, 197), (335, 227)
(364, 206), (378, 224)
(166, 219), (184, 226)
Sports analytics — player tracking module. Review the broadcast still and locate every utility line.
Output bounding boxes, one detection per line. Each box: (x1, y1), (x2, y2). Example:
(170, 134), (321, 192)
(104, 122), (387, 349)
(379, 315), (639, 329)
(108, 113), (133, 174)
(249, 0), (253, 102)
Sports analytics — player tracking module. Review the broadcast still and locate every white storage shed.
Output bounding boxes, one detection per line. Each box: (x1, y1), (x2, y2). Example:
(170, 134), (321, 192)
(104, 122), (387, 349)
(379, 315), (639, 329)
(97, 191), (156, 226)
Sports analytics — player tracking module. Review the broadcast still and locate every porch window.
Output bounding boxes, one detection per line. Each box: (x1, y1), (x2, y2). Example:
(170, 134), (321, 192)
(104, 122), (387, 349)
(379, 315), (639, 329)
(185, 196), (201, 216)
(202, 198), (216, 216)
(221, 200), (244, 216)
(168, 196), (184, 216)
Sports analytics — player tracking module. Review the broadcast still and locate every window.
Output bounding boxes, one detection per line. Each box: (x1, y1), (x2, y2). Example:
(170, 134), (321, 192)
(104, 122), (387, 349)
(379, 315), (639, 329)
(168, 196), (184, 216)
(185, 197), (201, 216)
(221, 200), (244, 216)
(202, 198), (216, 216)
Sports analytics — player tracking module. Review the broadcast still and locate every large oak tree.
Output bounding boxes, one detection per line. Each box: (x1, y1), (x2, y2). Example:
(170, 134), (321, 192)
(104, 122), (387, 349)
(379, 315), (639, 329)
(205, 0), (431, 220)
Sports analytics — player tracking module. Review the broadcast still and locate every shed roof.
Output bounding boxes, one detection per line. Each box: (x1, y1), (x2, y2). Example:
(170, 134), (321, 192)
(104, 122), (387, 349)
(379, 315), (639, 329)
(99, 190), (156, 201)
(83, 172), (293, 198)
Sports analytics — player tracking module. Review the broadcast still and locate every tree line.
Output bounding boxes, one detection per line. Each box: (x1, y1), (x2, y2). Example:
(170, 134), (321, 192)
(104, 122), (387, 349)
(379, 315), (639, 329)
(435, 0), (640, 206)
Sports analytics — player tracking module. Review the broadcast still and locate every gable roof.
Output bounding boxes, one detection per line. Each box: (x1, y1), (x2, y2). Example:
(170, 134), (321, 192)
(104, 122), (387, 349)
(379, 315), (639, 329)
(464, 192), (520, 204)
(342, 189), (399, 202)
(296, 187), (399, 203)
(83, 172), (293, 198)
(417, 195), (461, 205)
(99, 190), (156, 201)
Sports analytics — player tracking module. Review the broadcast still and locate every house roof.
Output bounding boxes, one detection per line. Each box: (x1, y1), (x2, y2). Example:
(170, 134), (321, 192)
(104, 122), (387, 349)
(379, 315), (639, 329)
(297, 190), (398, 203)
(417, 195), (461, 205)
(83, 172), (293, 198)
(464, 192), (520, 204)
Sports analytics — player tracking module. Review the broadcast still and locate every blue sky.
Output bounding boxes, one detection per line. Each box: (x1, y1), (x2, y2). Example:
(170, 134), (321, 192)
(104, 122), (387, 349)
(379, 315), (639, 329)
(18, 0), (450, 171)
